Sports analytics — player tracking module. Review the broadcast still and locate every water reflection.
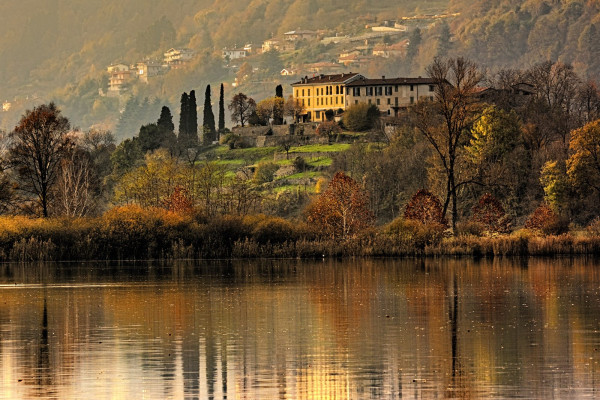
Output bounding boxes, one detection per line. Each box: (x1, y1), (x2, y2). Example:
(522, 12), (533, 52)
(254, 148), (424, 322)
(0, 258), (600, 399)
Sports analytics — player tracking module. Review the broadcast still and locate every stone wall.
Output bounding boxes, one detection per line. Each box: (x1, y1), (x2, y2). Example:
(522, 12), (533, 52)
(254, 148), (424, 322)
(233, 123), (325, 148)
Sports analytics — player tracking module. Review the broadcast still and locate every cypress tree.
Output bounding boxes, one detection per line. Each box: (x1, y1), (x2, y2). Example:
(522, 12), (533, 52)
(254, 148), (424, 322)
(179, 92), (189, 142)
(275, 84), (283, 98)
(218, 83), (225, 135)
(203, 85), (216, 145)
(188, 90), (198, 144)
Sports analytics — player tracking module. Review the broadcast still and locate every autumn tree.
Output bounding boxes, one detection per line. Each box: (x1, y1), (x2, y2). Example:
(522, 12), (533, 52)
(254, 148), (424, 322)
(306, 172), (373, 239)
(525, 203), (568, 235)
(411, 57), (484, 231)
(9, 103), (72, 217)
(284, 95), (304, 123)
(471, 193), (511, 234)
(316, 120), (341, 142)
(256, 97), (285, 125)
(229, 93), (256, 127)
(567, 119), (600, 195)
(404, 189), (447, 226)
(163, 186), (193, 214)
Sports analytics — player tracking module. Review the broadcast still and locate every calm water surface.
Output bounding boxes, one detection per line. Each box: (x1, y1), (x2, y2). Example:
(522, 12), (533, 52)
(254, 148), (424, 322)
(1, 258), (600, 399)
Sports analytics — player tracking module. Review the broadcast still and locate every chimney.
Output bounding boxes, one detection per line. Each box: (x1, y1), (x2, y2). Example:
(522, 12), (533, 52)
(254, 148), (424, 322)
(382, 75), (385, 80)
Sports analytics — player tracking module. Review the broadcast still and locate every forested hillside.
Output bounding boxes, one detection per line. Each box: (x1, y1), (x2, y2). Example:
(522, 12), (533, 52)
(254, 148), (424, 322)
(445, 0), (600, 78)
(1, 0), (600, 135)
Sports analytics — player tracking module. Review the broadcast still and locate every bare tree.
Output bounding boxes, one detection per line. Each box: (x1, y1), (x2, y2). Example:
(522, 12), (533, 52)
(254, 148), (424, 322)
(229, 93), (256, 127)
(412, 57), (484, 231)
(9, 103), (72, 217)
(53, 148), (96, 217)
(284, 96), (304, 123)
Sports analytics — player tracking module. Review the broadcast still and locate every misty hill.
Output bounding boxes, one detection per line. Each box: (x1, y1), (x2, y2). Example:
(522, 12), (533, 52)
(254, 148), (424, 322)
(1, 0), (599, 136)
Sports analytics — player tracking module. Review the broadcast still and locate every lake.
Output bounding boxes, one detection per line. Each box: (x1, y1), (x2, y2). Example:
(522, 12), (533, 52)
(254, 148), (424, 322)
(1, 258), (600, 399)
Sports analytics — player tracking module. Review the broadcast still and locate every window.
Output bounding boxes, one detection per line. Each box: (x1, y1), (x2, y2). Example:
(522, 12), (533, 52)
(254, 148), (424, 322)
(346, 87), (350, 95)
(377, 87), (382, 96)
(336, 86), (339, 95)
(387, 98), (391, 105)
(316, 111), (321, 119)
(340, 96), (343, 104)
(387, 110), (391, 115)
(326, 98), (328, 105)
(302, 89), (305, 96)
(308, 89), (311, 96)
(355, 100), (358, 104)
(376, 99), (380, 105)
(302, 99), (305, 106)
(410, 96), (414, 104)
(368, 99), (372, 104)
(308, 99), (311, 106)
(395, 85), (398, 92)
(317, 98), (320, 106)
(335, 97), (338, 105)
(429, 85), (434, 92)
(395, 97), (398, 106)
(410, 85), (414, 91)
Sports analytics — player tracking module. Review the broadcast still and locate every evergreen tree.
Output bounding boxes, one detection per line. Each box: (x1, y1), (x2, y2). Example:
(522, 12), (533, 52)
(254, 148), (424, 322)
(406, 27), (422, 68)
(203, 85), (216, 145)
(188, 90), (198, 144)
(179, 92), (189, 139)
(157, 105), (177, 152)
(218, 83), (225, 135)
(275, 84), (283, 98)
(157, 105), (175, 133)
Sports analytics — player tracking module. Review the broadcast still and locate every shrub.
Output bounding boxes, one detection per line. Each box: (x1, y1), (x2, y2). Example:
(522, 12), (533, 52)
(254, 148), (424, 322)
(455, 220), (484, 237)
(586, 217), (600, 237)
(471, 193), (511, 234)
(253, 161), (279, 184)
(293, 156), (308, 172)
(525, 203), (569, 235)
(404, 189), (448, 227)
(342, 103), (380, 131)
(384, 217), (445, 249)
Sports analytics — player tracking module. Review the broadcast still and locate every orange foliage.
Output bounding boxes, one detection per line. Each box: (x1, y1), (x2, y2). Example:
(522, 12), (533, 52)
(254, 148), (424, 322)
(471, 193), (511, 234)
(306, 172), (373, 239)
(525, 203), (568, 235)
(163, 186), (193, 214)
(404, 189), (448, 227)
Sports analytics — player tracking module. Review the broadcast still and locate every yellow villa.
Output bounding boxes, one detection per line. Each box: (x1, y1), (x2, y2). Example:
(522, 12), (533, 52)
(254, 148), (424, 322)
(291, 72), (364, 122)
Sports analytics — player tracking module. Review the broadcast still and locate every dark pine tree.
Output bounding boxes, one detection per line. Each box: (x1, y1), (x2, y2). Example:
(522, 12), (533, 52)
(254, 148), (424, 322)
(275, 84), (283, 98)
(203, 85), (216, 145)
(218, 83), (225, 135)
(157, 105), (175, 133)
(157, 105), (177, 151)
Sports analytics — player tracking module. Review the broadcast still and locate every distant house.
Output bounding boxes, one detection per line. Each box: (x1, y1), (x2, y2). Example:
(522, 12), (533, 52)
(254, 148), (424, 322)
(304, 62), (343, 74)
(136, 61), (163, 83)
(222, 48), (248, 61)
(262, 38), (280, 52)
(243, 43), (254, 53)
(284, 30), (317, 42)
(107, 63), (129, 74)
(262, 38), (293, 53)
(372, 40), (409, 58)
(281, 68), (297, 76)
(108, 69), (134, 97)
(2, 101), (11, 112)
(164, 48), (195, 68)
(338, 54), (374, 67)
